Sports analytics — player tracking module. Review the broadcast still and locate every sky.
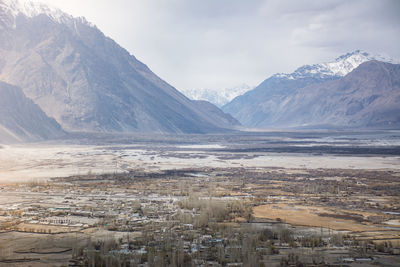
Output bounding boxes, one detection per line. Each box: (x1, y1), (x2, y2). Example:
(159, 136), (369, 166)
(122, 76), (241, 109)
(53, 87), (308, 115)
(33, 0), (400, 91)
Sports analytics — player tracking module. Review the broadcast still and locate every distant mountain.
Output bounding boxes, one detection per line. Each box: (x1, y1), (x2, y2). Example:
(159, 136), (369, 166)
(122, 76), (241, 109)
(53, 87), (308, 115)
(0, 0), (239, 133)
(181, 84), (253, 107)
(223, 51), (400, 128)
(268, 61), (400, 128)
(0, 81), (64, 143)
(274, 50), (398, 80)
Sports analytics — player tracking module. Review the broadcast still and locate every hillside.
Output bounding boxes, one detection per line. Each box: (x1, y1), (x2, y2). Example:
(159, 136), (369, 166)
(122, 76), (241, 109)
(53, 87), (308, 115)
(0, 81), (64, 143)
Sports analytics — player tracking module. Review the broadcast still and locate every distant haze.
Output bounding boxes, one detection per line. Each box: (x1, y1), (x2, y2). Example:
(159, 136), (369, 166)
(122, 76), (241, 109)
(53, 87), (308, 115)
(33, 0), (400, 91)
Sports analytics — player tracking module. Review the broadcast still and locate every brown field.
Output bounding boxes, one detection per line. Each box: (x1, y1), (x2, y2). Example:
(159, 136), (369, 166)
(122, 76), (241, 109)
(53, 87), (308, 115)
(253, 204), (387, 232)
(15, 223), (82, 234)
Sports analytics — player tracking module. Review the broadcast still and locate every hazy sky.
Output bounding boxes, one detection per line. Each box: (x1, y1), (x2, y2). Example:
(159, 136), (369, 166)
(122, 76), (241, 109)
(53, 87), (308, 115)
(34, 0), (400, 91)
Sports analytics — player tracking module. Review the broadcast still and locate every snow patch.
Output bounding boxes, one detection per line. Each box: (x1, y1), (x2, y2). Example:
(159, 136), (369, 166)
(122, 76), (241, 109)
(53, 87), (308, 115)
(0, 0), (95, 28)
(275, 50), (399, 80)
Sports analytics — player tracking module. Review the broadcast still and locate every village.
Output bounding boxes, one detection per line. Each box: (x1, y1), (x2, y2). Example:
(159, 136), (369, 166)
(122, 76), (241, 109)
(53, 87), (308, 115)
(0, 167), (399, 266)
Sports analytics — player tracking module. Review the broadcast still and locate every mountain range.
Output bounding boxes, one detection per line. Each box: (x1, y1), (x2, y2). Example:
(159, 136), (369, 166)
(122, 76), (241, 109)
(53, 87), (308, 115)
(181, 84), (254, 107)
(0, 0), (239, 142)
(223, 51), (400, 129)
(0, 0), (399, 143)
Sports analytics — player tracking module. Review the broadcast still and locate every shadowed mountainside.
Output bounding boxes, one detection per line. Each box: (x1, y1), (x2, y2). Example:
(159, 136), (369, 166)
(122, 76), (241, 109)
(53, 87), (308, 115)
(0, 81), (64, 143)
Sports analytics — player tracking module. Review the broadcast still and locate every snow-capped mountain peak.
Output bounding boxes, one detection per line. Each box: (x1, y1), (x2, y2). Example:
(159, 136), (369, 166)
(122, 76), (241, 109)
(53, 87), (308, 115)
(275, 50), (398, 80)
(0, 0), (94, 28)
(181, 84), (254, 107)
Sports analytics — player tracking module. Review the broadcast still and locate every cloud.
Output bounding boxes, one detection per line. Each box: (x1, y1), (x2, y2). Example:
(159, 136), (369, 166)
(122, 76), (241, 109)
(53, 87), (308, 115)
(34, 0), (400, 91)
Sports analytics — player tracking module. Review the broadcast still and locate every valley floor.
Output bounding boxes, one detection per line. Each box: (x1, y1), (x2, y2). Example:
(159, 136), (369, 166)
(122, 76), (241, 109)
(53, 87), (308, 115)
(0, 130), (399, 266)
(0, 130), (399, 183)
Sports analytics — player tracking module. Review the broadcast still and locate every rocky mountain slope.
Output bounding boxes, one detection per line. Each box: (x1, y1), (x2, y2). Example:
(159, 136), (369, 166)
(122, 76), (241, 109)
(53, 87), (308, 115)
(0, 0), (239, 133)
(223, 51), (400, 128)
(0, 81), (64, 143)
(268, 61), (400, 128)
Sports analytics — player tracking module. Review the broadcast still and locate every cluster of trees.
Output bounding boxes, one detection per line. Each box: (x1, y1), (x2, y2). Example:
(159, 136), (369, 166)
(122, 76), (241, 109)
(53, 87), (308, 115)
(71, 223), (398, 267)
(176, 195), (253, 228)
